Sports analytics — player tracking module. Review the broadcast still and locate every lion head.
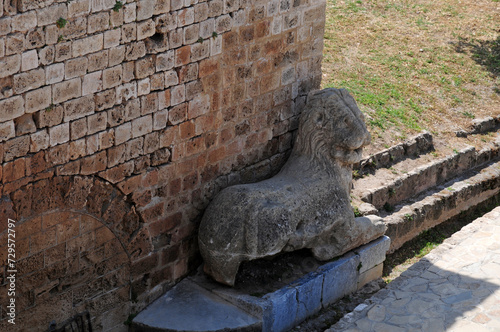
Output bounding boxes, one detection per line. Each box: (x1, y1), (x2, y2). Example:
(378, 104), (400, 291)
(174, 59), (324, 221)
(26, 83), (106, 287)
(293, 88), (371, 167)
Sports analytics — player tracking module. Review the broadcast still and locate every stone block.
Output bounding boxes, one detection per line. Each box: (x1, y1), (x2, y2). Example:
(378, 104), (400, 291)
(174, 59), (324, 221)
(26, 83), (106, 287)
(169, 0), (184, 10)
(104, 28), (121, 49)
(65, 57), (88, 79)
(156, 50), (175, 72)
(26, 28), (46, 49)
(37, 3), (68, 26)
(99, 129), (114, 150)
(55, 42), (72, 62)
(122, 22), (137, 43)
(200, 18), (215, 39)
(194, 3), (209, 22)
(52, 78), (81, 104)
(154, 0), (170, 14)
(188, 95), (210, 119)
(115, 122), (132, 145)
(11, 10), (37, 32)
(0, 17), (12, 35)
(137, 19), (156, 40)
(116, 82), (138, 104)
(358, 263), (383, 290)
(153, 109), (168, 131)
(87, 49), (109, 72)
(210, 34), (222, 56)
(109, 45), (125, 66)
(0, 38), (4, 58)
(0, 121), (15, 142)
(171, 84), (186, 106)
(110, 5), (124, 27)
(190, 41), (209, 62)
(102, 65), (123, 90)
(45, 63), (65, 84)
(63, 95), (95, 122)
(137, 78), (151, 96)
(132, 115), (153, 139)
(82, 71), (103, 96)
(6, 33), (25, 56)
(30, 130), (50, 153)
(86, 133), (99, 154)
(208, 0), (223, 17)
(4, 136), (30, 162)
(88, 11), (109, 34)
(25, 86), (52, 113)
(95, 89), (116, 111)
(263, 287), (297, 332)
(293, 272), (323, 324)
(175, 46), (191, 67)
(80, 150), (107, 175)
(123, 2), (137, 23)
(319, 253), (359, 307)
(72, 33), (103, 57)
(87, 112), (107, 135)
(68, 0), (91, 17)
(0, 96), (24, 122)
(13, 68), (45, 94)
(134, 56), (155, 79)
(137, 0), (155, 21)
(357, 235), (390, 274)
(70, 118), (88, 140)
(215, 14), (232, 34)
(125, 42), (146, 61)
(150, 73), (165, 91)
(169, 28), (183, 49)
(33, 105), (63, 128)
(49, 122), (70, 146)
(158, 89), (171, 109)
(21, 50), (39, 71)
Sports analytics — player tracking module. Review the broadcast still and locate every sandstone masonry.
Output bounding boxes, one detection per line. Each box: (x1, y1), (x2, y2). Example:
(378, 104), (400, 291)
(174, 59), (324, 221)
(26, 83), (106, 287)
(0, 0), (325, 330)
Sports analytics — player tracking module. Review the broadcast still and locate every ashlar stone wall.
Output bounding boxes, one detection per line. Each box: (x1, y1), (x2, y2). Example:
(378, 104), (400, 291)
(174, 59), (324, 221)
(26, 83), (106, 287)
(0, 0), (325, 330)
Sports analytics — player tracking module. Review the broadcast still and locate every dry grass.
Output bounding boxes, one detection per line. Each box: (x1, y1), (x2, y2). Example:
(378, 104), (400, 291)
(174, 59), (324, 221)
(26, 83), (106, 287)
(322, 0), (500, 150)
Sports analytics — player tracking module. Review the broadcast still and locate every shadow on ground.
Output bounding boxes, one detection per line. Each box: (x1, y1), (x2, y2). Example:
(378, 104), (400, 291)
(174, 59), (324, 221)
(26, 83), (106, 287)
(454, 36), (500, 93)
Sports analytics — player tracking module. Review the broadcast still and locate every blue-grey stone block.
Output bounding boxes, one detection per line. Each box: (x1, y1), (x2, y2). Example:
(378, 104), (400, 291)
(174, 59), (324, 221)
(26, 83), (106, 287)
(357, 236), (391, 273)
(263, 286), (298, 332)
(319, 253), (360, 307)
(292, 272), (324, 325)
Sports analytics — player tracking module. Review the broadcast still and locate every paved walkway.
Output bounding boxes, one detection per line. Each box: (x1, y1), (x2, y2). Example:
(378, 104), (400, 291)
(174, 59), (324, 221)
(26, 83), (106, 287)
(326, 206), (500, 332)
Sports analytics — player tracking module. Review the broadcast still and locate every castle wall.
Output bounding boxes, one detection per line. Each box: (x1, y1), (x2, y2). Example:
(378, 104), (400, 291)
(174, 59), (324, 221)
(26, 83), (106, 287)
(0, 0), (325, 330)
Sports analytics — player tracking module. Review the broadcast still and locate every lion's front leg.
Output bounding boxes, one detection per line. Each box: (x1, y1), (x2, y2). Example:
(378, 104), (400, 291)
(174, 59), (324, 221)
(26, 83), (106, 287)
(311, 215), (386, 261)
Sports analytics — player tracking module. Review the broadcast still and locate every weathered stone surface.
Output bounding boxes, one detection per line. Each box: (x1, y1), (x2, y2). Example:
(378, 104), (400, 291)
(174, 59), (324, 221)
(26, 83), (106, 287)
(199, 88), (387, 286)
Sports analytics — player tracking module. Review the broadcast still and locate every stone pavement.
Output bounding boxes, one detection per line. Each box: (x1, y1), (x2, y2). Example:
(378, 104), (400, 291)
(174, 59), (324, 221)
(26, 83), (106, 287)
(326, 206), (500, 332)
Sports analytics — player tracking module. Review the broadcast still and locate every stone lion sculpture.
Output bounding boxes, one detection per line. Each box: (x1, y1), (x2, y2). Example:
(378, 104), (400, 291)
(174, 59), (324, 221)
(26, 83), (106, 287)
(198, 88), (387, 286)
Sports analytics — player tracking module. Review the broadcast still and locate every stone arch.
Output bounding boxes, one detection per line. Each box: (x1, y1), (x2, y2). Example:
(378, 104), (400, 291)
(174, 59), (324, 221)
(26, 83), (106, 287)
(0, 176), (152, 331)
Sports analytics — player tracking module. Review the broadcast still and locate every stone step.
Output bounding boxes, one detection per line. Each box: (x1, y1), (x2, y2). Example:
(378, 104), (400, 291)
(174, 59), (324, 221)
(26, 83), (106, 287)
(355, 142), (500, 210)
(383, 159), (500, 252)
(354, 131), (434, 173)
(131, 236), (391, 332)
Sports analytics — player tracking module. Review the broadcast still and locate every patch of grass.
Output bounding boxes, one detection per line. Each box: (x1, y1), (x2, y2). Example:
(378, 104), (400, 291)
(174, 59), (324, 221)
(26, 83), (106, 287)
(113, 0), (124, 12)
(322, 0), (500, 146)
(56, 17), (67, 29)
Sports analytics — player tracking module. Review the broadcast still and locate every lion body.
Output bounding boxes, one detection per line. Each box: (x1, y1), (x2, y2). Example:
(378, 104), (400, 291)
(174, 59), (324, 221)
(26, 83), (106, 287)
(199, 88), (387, 286)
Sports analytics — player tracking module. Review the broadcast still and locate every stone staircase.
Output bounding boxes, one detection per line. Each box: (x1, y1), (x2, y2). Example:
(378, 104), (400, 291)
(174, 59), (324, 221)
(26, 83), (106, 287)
(352, 126), (500, 252)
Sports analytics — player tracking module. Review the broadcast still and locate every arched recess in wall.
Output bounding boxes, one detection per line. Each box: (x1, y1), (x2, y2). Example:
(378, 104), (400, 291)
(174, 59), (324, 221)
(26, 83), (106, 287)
(0, 176), (152, 331)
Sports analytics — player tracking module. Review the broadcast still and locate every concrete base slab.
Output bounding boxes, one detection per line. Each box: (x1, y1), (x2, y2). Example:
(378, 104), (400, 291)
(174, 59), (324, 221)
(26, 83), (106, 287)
(132, 236), (391, 332)
(132, 280), (261, 332)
